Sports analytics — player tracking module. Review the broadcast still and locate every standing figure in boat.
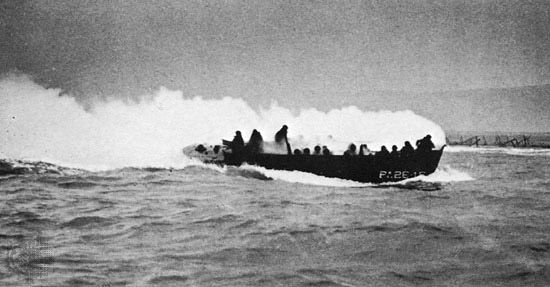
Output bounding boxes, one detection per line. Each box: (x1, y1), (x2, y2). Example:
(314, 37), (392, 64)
(274, 125), (292, 154)
(230, 131), (245, 154)
(246, 129), (264, 154)
(416, 135), (435, 152)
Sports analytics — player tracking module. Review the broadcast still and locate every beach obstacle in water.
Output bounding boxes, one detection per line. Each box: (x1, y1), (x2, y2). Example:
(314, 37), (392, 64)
(494, 135), (531, 147)
(447, 134), (544, 148)
(446, 135), (486, 147)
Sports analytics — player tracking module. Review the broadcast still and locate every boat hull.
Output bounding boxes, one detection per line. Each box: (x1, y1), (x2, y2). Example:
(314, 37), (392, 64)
(222, 147), (445, 183)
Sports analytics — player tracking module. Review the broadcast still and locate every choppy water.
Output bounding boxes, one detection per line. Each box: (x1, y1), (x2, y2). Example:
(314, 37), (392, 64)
(1, 149), (550, 286)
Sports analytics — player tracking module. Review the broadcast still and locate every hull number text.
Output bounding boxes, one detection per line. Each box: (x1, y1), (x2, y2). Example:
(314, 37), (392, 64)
(379, 170), (425, 179)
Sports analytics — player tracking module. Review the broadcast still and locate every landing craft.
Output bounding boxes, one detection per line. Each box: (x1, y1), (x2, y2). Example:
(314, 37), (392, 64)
(183, 142), (445, 184)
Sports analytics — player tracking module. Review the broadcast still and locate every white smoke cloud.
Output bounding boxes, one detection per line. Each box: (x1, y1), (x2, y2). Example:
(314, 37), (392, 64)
(0, 74), (445, 170)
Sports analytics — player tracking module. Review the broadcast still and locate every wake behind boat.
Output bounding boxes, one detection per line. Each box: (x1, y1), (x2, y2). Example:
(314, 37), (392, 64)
(183, 126), (445, 183)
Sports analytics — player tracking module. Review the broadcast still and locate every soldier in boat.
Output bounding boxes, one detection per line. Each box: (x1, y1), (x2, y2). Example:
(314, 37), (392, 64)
(390, 145), (399, 157)
(313, 145), (322, 155)
(344, 143), (358, 156)
(400, 141), (415, 158)
(376, 145), (390, 158)
(274, 125), (292, 154)
(416, 135), (435, 152)
(246, 129), (264, 154)
(230, 131), (245, 154)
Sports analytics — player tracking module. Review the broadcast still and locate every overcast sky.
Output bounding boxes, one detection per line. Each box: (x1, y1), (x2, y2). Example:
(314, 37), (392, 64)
(2, 0), (549, 131)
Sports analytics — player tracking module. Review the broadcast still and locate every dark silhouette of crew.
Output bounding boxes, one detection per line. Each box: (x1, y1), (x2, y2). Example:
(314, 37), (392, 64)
(293, 149), (302, 155)
(400, 141), (414, 158)
(213, 145), (221, 154)
(194, 144), (207, 154)
(322, 146), (332, 155)
(390, 145), (399, 157)
(274, 125), (292, 154)
(313, 145), (322, 155)
(274, 125), (288, 143)
(303, 148), (311, 155)
(246, 129), (264, 154)
(344, 143), (357, 156)
(376, 145), (390, 158)
(230, 131), (245, 153)
(416, 135), (435, 152)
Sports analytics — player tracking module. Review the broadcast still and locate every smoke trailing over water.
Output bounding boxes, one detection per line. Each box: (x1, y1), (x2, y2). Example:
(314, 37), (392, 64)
(1, 74), (445, 170)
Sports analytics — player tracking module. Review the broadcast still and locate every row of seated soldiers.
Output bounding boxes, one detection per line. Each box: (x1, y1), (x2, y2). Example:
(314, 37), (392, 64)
(293, 145), (333, 155)
(293, 135), (435, 157)
(230, 126), (435, 157)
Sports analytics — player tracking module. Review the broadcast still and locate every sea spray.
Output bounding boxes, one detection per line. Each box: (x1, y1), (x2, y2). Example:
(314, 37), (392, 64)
(1, 74), (445, 170)
(237, 164), (472, 187)
(402, 165), (474, 183)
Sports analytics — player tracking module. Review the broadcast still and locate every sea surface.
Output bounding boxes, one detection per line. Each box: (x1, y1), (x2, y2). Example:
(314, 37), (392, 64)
(1, 148), (550, 286)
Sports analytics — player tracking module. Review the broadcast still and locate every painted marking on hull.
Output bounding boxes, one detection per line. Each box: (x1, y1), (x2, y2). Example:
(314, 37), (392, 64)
(379, 170), (426, 179)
